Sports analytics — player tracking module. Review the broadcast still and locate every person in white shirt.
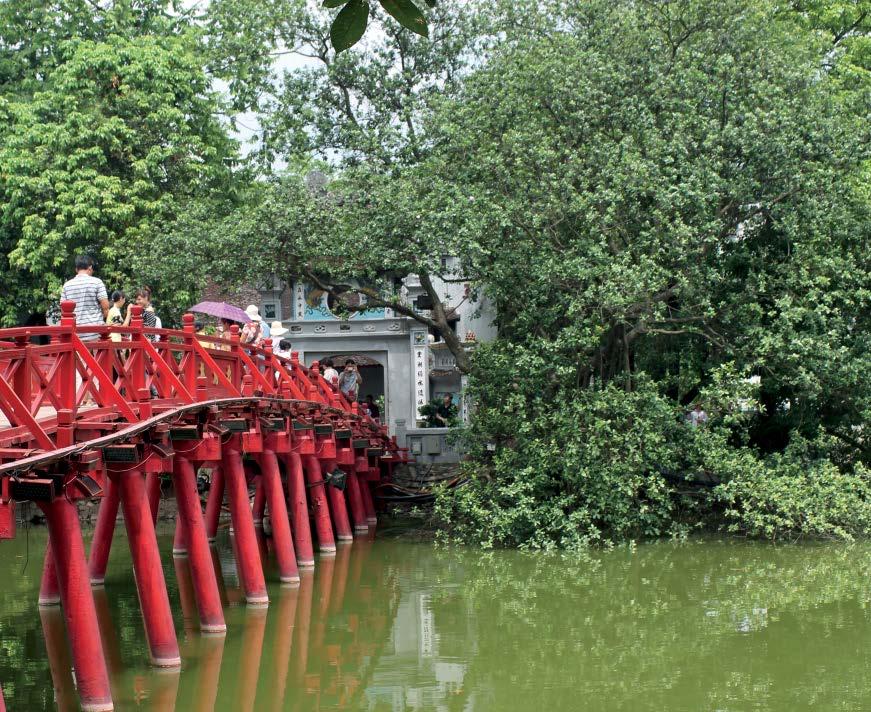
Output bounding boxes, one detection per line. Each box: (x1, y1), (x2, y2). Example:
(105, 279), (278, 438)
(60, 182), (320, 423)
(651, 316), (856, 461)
(688, 403), (708, 427)
(60, 255), (110, 341)
(321, 359), (339, 388)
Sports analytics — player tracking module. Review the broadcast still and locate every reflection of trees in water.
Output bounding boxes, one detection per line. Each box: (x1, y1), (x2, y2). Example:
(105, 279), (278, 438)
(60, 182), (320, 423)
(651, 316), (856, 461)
(6, 534), (871, 710)
(425, 541), (871, 711)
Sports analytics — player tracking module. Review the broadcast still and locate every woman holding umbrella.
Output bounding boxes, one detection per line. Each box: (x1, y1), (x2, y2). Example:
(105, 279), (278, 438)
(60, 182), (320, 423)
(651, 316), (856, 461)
(187, 301), (250, 351)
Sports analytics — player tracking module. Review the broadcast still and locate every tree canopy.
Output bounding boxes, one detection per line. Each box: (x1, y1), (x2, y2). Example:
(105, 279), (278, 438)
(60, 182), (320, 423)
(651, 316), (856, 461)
(426, 0), (871, 546)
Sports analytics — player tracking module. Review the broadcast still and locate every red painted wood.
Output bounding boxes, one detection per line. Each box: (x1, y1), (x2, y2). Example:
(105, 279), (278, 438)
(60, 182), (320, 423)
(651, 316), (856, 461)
(258, 449), (299, 584)
(173, 516), (187, 556)
(38, 543), (60, 606)
(88, 476), (120, 585)
(115, 470), (181, 667)
(252, 476), (266, 526)
(39, 498), (114, 711)
(360, 478), (378, 527)
(172, 456), (226, 633)
(322, 458), (353, 542)
(145, 471), (161, 524)
(204, 465), (225, 542)
(223, 446), (268, 605)
(303, 455), (336, 555)
(343, 464), (369, 534)
(284, 452), (315, 566)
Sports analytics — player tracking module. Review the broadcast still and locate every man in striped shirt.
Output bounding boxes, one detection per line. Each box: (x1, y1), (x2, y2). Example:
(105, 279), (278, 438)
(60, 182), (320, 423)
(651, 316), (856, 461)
(60, 255), (110, 342)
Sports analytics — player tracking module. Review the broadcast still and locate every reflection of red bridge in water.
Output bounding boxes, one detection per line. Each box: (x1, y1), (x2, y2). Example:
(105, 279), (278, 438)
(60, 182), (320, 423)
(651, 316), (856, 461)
(39, 538), (399, 711)
(0, 302), (410, 711)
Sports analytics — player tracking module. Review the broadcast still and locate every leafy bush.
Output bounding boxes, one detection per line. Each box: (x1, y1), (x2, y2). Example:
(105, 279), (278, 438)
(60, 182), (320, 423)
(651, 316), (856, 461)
(711, 439), (871, 541)
(435, 377), (692, 549)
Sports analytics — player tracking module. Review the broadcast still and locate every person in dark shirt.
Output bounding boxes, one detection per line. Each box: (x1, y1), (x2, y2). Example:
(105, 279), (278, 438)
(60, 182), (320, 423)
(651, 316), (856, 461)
(365, 394), (380, 420)
(435, 394), (456, 426)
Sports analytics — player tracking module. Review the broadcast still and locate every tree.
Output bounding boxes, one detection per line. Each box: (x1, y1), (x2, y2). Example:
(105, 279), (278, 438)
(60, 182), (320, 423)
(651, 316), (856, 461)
(148, 0), (488, 368)
(259, 0), (486, 168)
(427, 0), (871, 546)
(0, 33), (238, 324)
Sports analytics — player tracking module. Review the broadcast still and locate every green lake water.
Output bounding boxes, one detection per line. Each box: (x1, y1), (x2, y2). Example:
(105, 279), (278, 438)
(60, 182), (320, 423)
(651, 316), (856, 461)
(2, 524), (871, 711)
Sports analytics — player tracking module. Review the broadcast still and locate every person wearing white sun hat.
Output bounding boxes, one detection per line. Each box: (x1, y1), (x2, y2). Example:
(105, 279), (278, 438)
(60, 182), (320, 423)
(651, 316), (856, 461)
(241, 304), (266, 346)
(269, 320), (288, 338)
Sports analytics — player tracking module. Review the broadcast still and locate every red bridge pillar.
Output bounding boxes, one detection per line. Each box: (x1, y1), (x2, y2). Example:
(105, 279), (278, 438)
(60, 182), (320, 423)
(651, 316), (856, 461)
(223, 445), (268, 605)
(204, 464), (225, 542)
(252, 477), (266, 527)
(172, 456), (227, 634)
(114, 469), (181, 667)
(283, 452), (314, 567)
(322, 458), (353, 542)
(342, 464), (369, 534)
(38, 544), (60, 606)
(257, 450), (299, 584)
(88, 476), (120, 585)
(303, 454), (336, 555)
(39, 498), (113, 711)
(357, 455), (378, 527)
(145, 471), (161, 523)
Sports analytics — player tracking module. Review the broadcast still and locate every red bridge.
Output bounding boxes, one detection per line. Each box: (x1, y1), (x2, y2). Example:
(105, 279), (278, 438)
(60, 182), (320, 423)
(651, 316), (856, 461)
(0, 302), (410, 711)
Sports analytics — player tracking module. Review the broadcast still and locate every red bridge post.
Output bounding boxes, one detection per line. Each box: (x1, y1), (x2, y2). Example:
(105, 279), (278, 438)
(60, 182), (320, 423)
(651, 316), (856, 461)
(204, 465), (225, 542)
(172, 456), (227, 634)
(88, 476), (120, 585)
(343, 464), (369, 534)
(223, 444), (269, 605)
(356, 454), (378, 527)
(323, 458), (353, 542)
(283, 452), (314, 567)
(252, 477), (266, 527)
(38, 546), (61, 606)
(38, 498), (113, 711)
(145, 471), (161, 524)
(303, 454), (336, 555)
(114, 469), (181, 667)
(258, 449), (299, 584)
(173, 517), (187, 556)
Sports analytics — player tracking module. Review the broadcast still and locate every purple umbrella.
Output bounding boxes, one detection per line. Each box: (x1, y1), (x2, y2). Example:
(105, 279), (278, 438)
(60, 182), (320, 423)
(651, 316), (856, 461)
(188, 301), (250, 324)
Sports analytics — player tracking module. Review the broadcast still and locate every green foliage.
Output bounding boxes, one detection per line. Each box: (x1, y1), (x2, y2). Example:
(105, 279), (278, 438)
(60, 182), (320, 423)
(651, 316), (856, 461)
(0, 33), (237, 324)
(417, 398), (458, 427)
(330, 0), (370, 53)
(429, 0), (870, 548)
(435, 374), (691, 549)
(712, 439), (871, 541)
(259, 0), (486, 167)
(324, 0), (432, 52)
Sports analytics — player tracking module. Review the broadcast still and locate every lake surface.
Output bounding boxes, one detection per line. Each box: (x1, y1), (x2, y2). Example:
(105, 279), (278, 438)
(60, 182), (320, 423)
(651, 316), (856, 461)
(1, 524), (871, 711)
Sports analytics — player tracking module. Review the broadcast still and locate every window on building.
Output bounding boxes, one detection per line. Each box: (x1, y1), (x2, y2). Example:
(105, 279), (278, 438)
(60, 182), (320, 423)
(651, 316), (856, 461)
(263, 303), (277, 320)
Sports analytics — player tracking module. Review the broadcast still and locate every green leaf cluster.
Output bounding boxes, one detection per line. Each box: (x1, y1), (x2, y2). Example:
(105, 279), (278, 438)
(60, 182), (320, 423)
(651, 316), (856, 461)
(324, 0), (432, 53)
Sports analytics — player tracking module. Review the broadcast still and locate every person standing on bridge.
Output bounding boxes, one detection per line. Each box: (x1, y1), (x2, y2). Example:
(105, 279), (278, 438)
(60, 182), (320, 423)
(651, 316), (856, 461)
(126, 288), (160, 342)
(60, 255), (110, 340)
(338, 359), (362, 400)
(322, 359), (339, 388)
(106, 290), (126, 343)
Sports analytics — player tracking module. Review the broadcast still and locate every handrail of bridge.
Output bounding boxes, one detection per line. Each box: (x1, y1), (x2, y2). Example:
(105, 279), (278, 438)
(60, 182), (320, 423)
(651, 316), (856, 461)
(0, 301), (401, 474)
